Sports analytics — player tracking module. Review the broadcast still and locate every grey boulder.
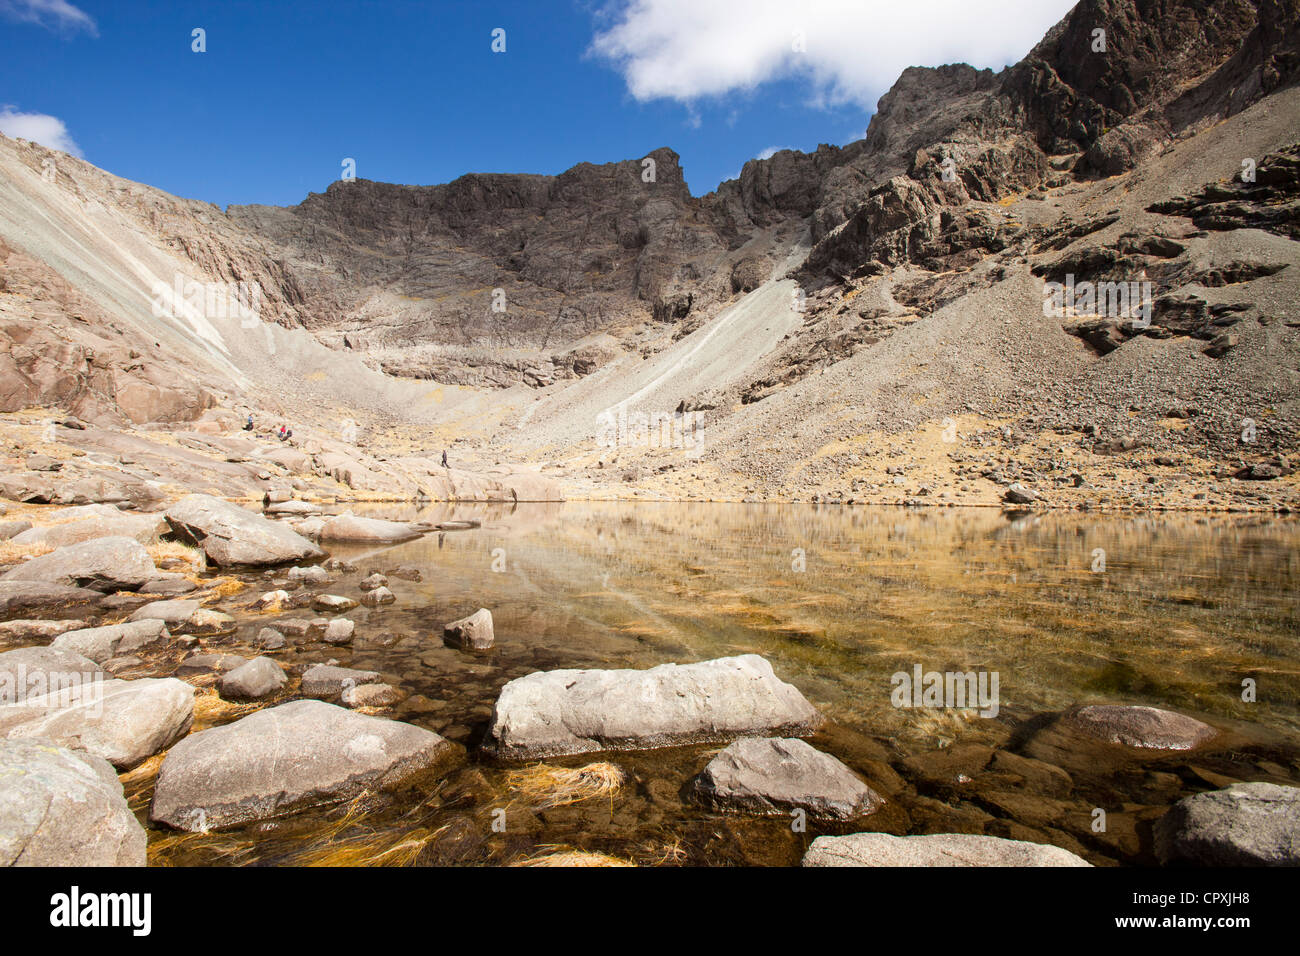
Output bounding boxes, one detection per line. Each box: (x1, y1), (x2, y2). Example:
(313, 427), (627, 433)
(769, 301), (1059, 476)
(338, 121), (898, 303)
(11, 508), (165, 548)
(0, 676), (194, 769)
(51, 619), (170, 664)
(485, 654), (824, 759)
(150, 699), (460, 831)
(0, 739), (146, 866)
(164, 494), (325, 567)
(1154, 782), (1300, 866)
(0, 581), (102, 614)
(218, 657), (287, 701)
(0, 647), (104, 703)
(690, 737), (883, 820)
(803, 833), (1092, 867)
(301, 664), (381, 701)
(1064, 704), (1217, 750)
(443, 608), (493, 650)
(0, 536), (157, 591)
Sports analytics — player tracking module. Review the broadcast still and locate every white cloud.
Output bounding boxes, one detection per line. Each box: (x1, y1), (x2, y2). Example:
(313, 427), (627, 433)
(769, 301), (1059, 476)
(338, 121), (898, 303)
(0, 0), (97, 35)
(755, 146), (793, 161)
(0, 108), (83, 157)
(590, 0), (1076, 109)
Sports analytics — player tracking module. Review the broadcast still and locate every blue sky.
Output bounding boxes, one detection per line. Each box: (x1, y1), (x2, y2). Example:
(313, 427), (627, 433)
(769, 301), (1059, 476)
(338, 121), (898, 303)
(0, 0), (1076, 209)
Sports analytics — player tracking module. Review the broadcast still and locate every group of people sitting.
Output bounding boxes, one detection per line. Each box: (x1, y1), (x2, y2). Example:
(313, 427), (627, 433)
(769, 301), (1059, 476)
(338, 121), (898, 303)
(242, 415), (292, 441)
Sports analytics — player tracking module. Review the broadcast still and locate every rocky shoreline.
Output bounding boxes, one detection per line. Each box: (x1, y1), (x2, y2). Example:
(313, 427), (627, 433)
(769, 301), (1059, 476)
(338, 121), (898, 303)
(0, 493), (1296, 867)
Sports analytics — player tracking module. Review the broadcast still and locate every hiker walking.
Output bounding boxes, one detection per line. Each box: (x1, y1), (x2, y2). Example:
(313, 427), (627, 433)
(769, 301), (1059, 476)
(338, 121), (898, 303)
(441, 450), (448, 468)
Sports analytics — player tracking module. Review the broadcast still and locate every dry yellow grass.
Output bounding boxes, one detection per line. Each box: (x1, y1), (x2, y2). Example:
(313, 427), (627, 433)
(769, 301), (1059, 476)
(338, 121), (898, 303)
(505, 761), (626, 809)
(512, 847), (635, 867)
(0, 539), (54, 563)
(147, 540), (203, 567)
(200, 577), (248, 599)
(191, 689), (263, 729)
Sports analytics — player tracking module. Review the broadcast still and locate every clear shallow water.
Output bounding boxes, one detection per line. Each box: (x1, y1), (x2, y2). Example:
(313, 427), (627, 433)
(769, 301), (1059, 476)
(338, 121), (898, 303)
(140, 503), (1300, 867)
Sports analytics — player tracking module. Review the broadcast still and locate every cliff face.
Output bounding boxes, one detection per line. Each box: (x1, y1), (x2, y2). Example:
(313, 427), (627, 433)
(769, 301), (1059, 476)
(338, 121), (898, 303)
(1, 0), (1296, 427)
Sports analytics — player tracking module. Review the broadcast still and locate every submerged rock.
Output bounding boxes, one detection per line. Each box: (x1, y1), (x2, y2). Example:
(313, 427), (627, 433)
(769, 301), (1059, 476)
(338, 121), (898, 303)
(1064, 704), (1218, 750)
(150, 699), (461, 831)
(0, 739), (146, 866)
(165, 494), (325, 567)
(689, 737), (883, 820)
(802, 832), (1092, 867)
(443, 608), (494, 651)
(1154, 782), (1300, 866)
(485, 654), (824, 759)
(287, 565), (331, 586)
(0, 677), (194, 769)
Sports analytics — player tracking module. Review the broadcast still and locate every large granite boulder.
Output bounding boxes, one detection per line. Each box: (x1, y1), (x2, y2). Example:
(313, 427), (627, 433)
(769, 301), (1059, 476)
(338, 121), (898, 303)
(690, 737), (883, 820)
(164, 494), (325, 567)
(1154, 782), (1300, 866)
(150, 699), (461, 831)
(0, 581), (102, 614)
(51, 619), (170, 664)
(11, 507), (165, 548)
(802, 832), (1092, 867)
(0, 676), (194, 769)
(0, 536), (157, 591)
(484, 654), (824, 759)
(317, 512), (422, 544)
(0, 739), (146, 866)
(0, 647), (104, 704)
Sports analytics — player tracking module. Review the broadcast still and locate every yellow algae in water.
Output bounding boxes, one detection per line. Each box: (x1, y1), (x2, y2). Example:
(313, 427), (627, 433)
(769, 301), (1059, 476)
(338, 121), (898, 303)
(513, 848), (635, 867)
(506, 761), (626, 809)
